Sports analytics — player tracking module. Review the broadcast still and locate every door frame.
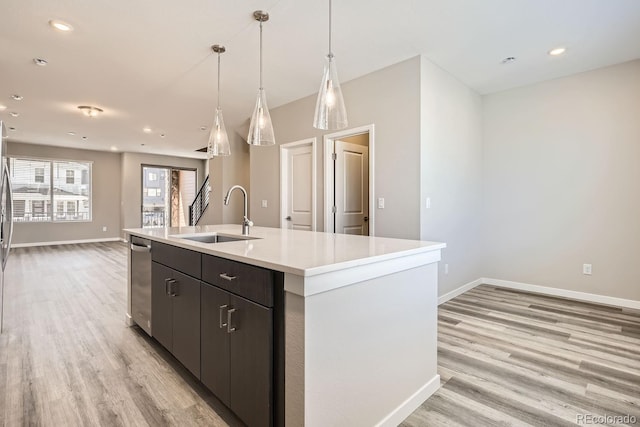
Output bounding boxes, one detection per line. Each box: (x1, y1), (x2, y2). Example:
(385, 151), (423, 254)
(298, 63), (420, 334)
(323, 124), (375, 235)
(279, 138), (317, 231)
(140, 164), (198, 228)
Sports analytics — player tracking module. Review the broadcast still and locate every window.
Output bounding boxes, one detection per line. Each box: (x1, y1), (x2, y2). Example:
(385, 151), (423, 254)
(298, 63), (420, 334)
(35, 167), (45, 183)
(10, 157), (92, 222)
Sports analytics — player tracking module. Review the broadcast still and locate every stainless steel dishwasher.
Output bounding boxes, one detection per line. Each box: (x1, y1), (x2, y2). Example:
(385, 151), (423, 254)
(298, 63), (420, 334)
(130, 236), (152, 335)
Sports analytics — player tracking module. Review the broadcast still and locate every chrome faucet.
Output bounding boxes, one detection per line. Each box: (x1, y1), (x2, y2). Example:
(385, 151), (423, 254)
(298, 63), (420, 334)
(223, 185), (253, 235)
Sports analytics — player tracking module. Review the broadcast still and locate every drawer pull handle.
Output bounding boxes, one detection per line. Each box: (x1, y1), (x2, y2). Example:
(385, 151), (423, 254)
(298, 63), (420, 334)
(164, 278), (176, 296)
(227, 308), (236, 333)
(219, 273), (237, 281)
(219, 304), (228, 328)
(167, 279), (178, 297)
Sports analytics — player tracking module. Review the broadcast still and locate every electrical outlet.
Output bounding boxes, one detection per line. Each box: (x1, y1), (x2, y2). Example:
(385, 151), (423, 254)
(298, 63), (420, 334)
(261, 200), (268, 208)
(583, 263), (592, 275)
(102, 226), (107, 232)
(444, 264), (449, 275)
(378, 197), (385, 209)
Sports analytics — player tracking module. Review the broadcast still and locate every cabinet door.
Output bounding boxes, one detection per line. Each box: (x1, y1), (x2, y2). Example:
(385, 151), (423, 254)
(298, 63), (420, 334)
(201, 283), (231, 406)
(172, 270), (201, 378)
(229, 295), (273, 427)
(151, 262), (173, 351)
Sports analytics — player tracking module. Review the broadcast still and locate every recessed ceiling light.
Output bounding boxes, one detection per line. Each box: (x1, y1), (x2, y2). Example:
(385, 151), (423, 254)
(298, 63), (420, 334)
(548, 47), (567, 56)
(49, 20), (74, 32)
(200, 126), (207, 131)
(9, 112), (19, 117)
(0, 105), (6, 111)
(67, 131), (76, 136)
(501, 57), (517, 64)
(33, 58), (48, 66)
(143, 127), (152, 133)
(110, 146), (118, 151)
(159, 134), (166, 138)
(8, 127), (16, 131)
(82, 136), (88, 140)
(77, 105), (104, 117)
(11, 94), (23, 101)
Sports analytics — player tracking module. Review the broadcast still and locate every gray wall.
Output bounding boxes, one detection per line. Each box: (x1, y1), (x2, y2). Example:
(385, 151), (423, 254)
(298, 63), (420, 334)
(120, 152), (206, 236)
(7, 142), (122, 244)
(420, 56), (484, 296)
(482, 59), (640, 301)
(198, 130), (250, 227)
(250, 56), (423, 239)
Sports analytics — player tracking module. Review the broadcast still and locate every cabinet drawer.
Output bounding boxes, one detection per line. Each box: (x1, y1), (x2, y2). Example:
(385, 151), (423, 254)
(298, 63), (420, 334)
(152, 241), (201, 279)
(202, 254), (274, 307)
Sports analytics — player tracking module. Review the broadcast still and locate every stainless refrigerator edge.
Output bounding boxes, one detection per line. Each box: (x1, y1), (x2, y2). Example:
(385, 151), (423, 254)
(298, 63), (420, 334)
(0, 120), (15, 333)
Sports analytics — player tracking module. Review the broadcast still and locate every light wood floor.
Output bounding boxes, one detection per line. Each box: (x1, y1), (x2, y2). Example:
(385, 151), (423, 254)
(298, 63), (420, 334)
(402, 285), (640, 427)
(0, 243), (242, 427)
(1, 243), (639, 426)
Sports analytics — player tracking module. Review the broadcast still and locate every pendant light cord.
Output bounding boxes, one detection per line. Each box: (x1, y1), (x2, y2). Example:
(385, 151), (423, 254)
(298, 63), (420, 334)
(217, 52), (221, 109)
(259, 20), (264, 90)
(328, 0), (333, 59)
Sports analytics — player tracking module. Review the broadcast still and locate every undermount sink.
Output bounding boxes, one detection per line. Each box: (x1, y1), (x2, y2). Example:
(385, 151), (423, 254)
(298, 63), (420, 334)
(170, 233), (259, 244)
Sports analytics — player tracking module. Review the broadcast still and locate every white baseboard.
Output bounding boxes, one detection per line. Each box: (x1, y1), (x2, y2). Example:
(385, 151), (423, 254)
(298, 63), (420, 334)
(438, 278), (483, 305)
(483, 278), (640, 310)
(12, 237), (123, 248)
(376, 374), (440, 427)
(125, 312), (134, 327)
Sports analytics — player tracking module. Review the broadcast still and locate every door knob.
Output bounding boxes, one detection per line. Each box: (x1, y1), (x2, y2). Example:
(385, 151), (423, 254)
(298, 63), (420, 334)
(285, 216), (292, 221)
(363, 216), (369, 222)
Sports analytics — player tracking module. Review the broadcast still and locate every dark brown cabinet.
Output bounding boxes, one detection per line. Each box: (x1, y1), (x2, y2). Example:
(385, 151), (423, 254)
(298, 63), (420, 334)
(201, 255), (275, 427)
(151, 261), (201, 378)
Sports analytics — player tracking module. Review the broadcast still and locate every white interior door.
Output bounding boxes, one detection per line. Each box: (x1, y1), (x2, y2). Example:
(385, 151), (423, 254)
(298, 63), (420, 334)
(335, 140), (369, 235)
(280, 140), (316, 230)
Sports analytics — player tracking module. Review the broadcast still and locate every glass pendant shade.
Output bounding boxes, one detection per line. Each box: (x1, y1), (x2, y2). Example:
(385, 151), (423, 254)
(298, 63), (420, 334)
(247, 88), (275, 145)
(207, 107), (230, 156)
(314, 55), (348, 130)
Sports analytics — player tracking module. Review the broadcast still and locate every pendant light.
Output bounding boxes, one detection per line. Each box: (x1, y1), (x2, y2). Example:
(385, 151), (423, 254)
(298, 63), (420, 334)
(247, 11), (275, 146)
(207, 44), (231, 157)
(313, 0), (348, 130)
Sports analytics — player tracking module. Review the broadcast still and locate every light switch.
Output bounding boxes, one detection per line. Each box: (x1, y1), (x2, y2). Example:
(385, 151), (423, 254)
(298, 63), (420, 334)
(425, 197), (431, 209)
(377, 198), (385, 209)
(261, 200), (268, 208)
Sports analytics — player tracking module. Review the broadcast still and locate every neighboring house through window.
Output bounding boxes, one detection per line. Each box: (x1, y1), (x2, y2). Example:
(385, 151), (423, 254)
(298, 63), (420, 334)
(9, 157), (93, 222)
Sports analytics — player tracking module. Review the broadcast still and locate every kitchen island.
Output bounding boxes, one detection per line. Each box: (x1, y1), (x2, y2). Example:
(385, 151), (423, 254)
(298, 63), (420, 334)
(124, 224), (445, 427)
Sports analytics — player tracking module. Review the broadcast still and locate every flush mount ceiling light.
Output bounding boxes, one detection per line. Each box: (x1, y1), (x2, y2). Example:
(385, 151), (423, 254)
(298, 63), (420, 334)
(11, 94), (23, 101)
(143, 127), (152, 133)
(0, 105), (6, 111)
(77, 105), (103, 117)
(33, 58), (48, 66)
(549, 47), (567, 56)
(49, 20), (74, 32)
(208, 44), (231, 157)
(314, 0), (348, 130)
(247, 11), (275, 146)
(501, 56), (517, 64)
(110, 146), (118, 151)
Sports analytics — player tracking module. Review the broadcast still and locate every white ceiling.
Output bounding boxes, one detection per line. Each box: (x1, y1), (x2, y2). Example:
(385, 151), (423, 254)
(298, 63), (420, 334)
(1, 0), (639, 158)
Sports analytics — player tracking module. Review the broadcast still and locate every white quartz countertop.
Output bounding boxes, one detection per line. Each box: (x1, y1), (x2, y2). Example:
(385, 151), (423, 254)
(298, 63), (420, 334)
(124, 224), (445, 277)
